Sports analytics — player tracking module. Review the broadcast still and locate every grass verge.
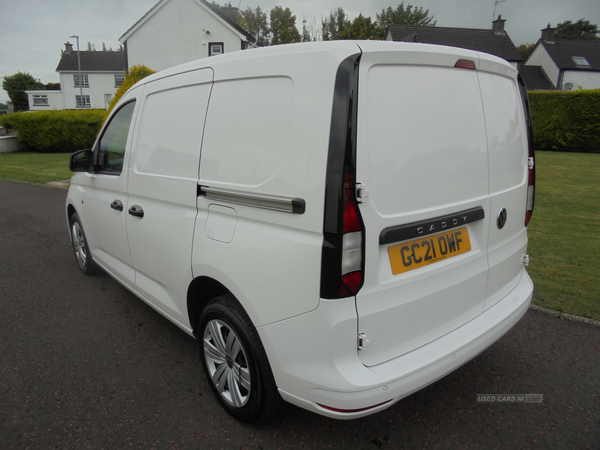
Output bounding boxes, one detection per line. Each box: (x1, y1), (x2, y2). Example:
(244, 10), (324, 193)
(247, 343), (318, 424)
(527, 151), (600, 321)
(0, 152), (72, 184)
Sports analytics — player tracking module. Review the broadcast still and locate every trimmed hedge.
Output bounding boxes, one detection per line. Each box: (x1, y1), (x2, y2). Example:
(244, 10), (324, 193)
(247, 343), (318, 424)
(529, 89), (600, 153)
(0, 109), (105, 153)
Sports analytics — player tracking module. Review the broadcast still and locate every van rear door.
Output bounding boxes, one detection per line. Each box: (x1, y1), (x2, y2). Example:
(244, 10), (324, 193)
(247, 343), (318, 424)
(354, 44), (494, 367)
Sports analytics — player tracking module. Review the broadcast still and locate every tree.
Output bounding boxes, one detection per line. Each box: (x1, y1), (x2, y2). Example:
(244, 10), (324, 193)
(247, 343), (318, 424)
(2, 72), (44, 112)
(302, 20), (311, 42)
(238, 6), (271, 46)
(518, 43), (535, 59)
(300, 15), (319, 42)
(270, 6), (301, 45)
(106, 65), (155, 118)
(86, 41), (96, 51)
(376, 2), (437, 29)
(555, 19), (599, 40)
(339, 14), (378, 40)
(322, 7), (350, 41)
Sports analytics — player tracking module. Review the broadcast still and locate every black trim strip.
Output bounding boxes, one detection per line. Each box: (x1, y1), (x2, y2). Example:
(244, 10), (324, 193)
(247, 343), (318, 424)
(320, 52), (362, 299)
(198, 185), (305, 214)
(379, 207), (485, 245)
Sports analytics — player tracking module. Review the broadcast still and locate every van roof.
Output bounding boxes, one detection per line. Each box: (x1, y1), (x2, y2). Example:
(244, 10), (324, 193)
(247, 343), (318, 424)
(135, 40), (515, 87)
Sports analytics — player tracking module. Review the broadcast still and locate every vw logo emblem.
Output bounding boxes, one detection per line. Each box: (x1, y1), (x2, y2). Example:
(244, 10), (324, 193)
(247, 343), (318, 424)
(497, 208), (507, 229)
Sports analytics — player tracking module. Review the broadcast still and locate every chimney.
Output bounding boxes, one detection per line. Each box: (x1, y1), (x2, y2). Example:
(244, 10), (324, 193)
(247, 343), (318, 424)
(221, 6), (238, 22)
(492, 14), (506, 34)
(541, 23), (555, 41)
(64, 42), (73, 54)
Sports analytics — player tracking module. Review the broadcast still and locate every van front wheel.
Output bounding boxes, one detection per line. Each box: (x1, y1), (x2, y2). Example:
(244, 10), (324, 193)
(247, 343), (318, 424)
(70, 213), (98, 275)
(199, 295), (283, 423)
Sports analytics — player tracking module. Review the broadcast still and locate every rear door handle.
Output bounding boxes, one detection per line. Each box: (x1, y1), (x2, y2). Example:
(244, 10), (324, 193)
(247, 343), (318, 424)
(128, 205), (144, 218)
(110, 200), (123, 212)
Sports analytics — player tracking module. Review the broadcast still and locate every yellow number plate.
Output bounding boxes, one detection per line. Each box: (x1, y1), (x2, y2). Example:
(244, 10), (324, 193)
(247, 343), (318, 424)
(388, 227), (472, 275)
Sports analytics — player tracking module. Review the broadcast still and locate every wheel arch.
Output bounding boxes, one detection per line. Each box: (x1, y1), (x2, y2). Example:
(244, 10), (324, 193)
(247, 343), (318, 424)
(187, 276), (231, 338)
(67, 203), (77, 222)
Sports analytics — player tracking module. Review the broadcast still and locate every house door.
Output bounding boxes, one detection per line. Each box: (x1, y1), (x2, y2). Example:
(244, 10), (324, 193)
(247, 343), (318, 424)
(104, 94), (112, 109)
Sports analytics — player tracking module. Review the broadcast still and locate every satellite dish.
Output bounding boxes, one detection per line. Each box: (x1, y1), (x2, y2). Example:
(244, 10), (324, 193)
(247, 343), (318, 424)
(564, 83), (574, 91)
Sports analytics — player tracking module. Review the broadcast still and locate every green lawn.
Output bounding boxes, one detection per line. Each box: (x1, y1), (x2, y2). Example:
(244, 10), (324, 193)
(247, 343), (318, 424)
(0, 150), (598, 320)
(0, 152), (72, 183)
(527, 151), (600, 320)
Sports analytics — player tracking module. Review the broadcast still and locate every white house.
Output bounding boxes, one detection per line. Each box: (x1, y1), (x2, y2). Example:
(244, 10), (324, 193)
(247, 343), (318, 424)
(27, 43), (127, 110)
(26, 90), (64, 110)
(119, 0), (256, 72)
(523, 26), (600, 90)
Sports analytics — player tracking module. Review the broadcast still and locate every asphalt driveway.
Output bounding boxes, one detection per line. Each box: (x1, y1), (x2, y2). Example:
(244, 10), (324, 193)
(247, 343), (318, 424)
(1, 180), (598, 449)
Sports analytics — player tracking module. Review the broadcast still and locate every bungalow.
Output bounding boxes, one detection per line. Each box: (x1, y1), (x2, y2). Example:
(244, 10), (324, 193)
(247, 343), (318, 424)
(27, 43), (127, 110)
(386, 16), (523, 69)
(119, 0), (256, 72)
(523, 25), (600, 90)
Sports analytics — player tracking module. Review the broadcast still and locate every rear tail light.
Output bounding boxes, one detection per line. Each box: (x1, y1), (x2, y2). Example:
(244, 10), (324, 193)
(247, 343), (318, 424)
(320, 53), (365, 299)
(525, 156), (535, 226)
(340, 174), (364, 296)
(518, 75), (535, 226)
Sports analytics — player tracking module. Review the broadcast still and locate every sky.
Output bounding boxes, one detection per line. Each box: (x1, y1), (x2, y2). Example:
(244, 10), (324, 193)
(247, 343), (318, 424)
(1, 0), (599, 104)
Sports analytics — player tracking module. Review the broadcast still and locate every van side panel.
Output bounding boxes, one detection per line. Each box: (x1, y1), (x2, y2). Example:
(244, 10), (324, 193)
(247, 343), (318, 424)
(126, 69), (213, 329)
(195, 47), (354, 326)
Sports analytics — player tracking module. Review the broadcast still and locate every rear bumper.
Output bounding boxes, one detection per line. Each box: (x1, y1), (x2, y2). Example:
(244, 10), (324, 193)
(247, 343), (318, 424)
(258, 268), (533, 419)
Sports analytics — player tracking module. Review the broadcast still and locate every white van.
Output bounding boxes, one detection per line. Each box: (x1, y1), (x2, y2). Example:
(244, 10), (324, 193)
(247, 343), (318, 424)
(66, 41), (535, 423)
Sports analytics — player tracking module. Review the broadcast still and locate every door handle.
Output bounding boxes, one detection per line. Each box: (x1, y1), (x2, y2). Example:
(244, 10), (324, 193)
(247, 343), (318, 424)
(128, 205), (144, 218)
(110, 200), (124, 212)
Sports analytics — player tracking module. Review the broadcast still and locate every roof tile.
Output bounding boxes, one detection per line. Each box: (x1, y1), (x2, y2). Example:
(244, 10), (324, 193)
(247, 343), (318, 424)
(540, 39), (600, 71)
(387, 25), (523, 62)
(518, 65), (555, 90)
(56, 51), (127, 72)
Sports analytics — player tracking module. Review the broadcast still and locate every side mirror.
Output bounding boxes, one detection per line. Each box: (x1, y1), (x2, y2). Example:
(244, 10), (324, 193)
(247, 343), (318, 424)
(69, 149), (93, 172)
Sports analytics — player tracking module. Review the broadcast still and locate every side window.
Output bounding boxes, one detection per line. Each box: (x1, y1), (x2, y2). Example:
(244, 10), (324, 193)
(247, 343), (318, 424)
(97, 101), (136, 174)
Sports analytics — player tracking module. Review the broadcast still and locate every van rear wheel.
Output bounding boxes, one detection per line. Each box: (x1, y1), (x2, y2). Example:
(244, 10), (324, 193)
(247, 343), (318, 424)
(199, 295), (283, 423)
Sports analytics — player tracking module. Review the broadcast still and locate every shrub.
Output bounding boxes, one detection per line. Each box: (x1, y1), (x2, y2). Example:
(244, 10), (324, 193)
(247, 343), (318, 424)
(529, 89), (600, 153)
(0, 110), (105, 153)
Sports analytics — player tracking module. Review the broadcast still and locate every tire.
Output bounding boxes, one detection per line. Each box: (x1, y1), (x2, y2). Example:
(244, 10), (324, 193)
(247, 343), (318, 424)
(69, 212), (99, 275)
(199, 294), (284, 423)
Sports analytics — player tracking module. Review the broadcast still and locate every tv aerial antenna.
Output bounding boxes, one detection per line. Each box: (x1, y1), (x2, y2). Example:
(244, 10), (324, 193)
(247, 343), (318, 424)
(493, 0), (506, 20)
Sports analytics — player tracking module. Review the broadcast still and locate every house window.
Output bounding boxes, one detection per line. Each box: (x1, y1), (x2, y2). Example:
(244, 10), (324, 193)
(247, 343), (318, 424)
(571, 56), (591, 67)
(74, 74), (89, 87)
(75, 95), (91, 108)
(33, 95), (49, 106)
(209, 42), (224, 56)
(114, 74), (125, 87)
